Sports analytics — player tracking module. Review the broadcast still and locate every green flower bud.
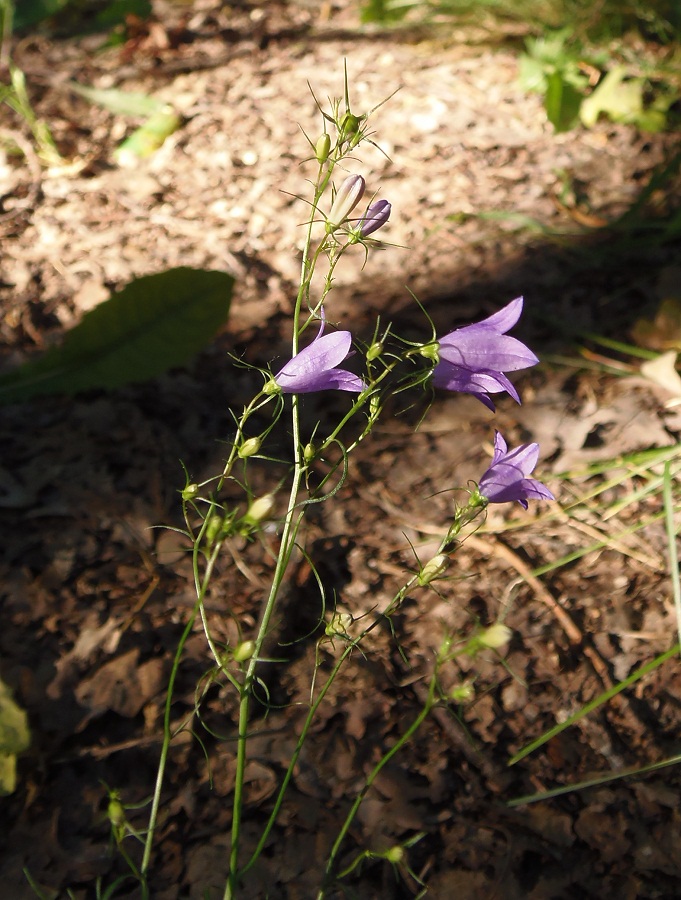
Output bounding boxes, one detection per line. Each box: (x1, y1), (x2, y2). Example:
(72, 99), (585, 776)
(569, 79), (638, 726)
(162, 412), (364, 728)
(384, 845), (404, 864)
(315, 133), (331, 163)
(419, 342), (440, 363)
(366, 341), (383, 361)
(233, 640), (255, 662)
(107, 793), (126, 829)
(325, 611), (353, 637)
(339, 112), (361, 142)
(303, 442), (317, 465)
(417, 553), (449, 587)
(204, 513), (223, 547)
(478, 623), (512, 649)
(238, 436), (262, 458)
(449, 681), (475, 703)
(243, 493), (275, 526)
(181, 483), (200, 501)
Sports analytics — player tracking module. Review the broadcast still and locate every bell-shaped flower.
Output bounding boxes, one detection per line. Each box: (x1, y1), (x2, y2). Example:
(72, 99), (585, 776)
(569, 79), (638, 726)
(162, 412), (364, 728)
(477, 431), (554, 509)
(273, 319), (365, 394)
(432, 297), (538, 410)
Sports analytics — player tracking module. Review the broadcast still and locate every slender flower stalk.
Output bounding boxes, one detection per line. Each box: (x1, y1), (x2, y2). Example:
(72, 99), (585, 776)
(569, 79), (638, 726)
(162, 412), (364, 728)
(477, 431), (554, 509)
(432, 296), (538, 410)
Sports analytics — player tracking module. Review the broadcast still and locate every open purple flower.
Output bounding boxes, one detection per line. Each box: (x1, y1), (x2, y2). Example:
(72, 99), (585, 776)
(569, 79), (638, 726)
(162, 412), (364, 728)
(478, 431), (554, 509)
(432, 296), (538, 410)
(273, 319), (364, 394)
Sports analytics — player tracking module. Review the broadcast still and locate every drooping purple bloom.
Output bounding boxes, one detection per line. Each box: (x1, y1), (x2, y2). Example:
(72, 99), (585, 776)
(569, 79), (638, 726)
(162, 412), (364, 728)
(359, 199), (392, 237)
(478, 431), (554, 509)
(432, 297), (538, 410)
(274, 319), (364, 394)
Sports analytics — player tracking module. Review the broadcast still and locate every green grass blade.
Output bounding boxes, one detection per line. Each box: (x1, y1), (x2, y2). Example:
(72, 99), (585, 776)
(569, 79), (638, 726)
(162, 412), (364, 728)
(508, 752), (681, 807)
(508, 642), (680, 766)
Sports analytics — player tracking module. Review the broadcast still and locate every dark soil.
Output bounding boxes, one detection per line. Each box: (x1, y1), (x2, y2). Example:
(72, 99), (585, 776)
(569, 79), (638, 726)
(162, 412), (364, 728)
(2, 2), (681, 898)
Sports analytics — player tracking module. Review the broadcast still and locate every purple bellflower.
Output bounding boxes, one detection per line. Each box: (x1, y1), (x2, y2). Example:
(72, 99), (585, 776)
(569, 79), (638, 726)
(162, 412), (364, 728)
(478, 431), (554, 509)
(273, 318), (365, 394)
(432, 296), (538, 410)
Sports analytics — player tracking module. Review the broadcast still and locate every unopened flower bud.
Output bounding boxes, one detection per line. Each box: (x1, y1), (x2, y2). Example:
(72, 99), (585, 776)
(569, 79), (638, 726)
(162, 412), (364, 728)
(339, 112), (361, 142)
(326, 174), (365, 230)
(181, 483), (199, 501)
(418, 553), (449, 587)
(238, 436), (262, 459)
(384, 845), (404, 864)
(315, 133), (331, 164)
(107, 794), (126, 829)
(325, 611), (353, 637)
(243, 493), (275, 526)
(233, 640), (255, 662)
(449, 681), (475, 703)
(478, 622), (512, 649)
(303, 442), (317, 464)
(366, 341), (383, 361)
(204, 513), (223, 547)
(359, 200), (391, 237)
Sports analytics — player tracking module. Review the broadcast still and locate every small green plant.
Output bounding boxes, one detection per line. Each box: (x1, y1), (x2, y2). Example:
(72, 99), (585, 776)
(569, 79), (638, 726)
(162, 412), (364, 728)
(519, 28), (678, 132)
(0, 0), (62, 164)
(360, 0), (681, 133)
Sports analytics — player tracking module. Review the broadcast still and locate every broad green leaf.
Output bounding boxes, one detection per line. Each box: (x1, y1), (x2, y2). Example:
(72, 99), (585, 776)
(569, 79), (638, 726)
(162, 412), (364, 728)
(580, 66), (643, 128)
(14, 0), (151, 33)
(545, 71), (582, 132)
(0, 267), (234, 404)
(13, 0), (70, 30)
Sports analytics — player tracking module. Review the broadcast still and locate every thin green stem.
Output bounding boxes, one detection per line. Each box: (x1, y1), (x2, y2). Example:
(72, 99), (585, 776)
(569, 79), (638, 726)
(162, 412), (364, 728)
(141, 522), (222, 878)
(239, 615), (388, 878)
(224, 155), (337, 900)
(317, 672), (439, 898)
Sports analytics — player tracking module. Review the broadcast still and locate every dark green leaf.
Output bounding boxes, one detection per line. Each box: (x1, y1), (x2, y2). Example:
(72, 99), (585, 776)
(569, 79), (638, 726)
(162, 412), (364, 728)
(545, 71), (583, 132)
(14, 0), (151, 34)
(0, 268), (234, 404)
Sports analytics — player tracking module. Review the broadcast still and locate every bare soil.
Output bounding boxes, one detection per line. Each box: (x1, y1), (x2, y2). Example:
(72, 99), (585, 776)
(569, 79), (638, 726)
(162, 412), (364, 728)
(2, 2), (681, 898)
